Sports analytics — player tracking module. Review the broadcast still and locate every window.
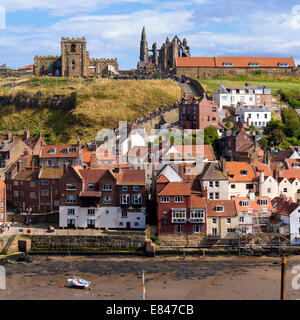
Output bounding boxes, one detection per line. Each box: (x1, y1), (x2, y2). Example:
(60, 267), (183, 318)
(193, 225), (202, 233)
(174, 196), (184, 203)
(122, 211), (127, 218)
(71, 43), (76, 52)
(163, 211), (167, 218)
(267, 188), (271, 193)
(239, 216), (244, 223)
(215, 193), (219, 200)
(119, 222), (124, 226)
(259, 199), (268, 206)
(231, 184), (236, 189)
(221, 96), (227, 101)
(172, 209), (186, 223)
(88, 209), (95, 216)
(283, 188), (287, 193)
(133, 186), (139, 192)
(132, 194), (142, 205)
(229, 174), (234, 179)
(224, 63), (233, 67)
(215, 181), (219, 187)
(66, 184), (76, 190)
(103, 184), (112, 191)
(209, 192), (214, 200)
(250, 63), (260, 67)
(41, 180), (49, 185)
(88, 184), (95, 191)
(120, 194), (130, 204)
(41, 189), (49, 196)
(66, 195), (76, 204)
(54, 200), (59, 206)
(122, 185), (128, 192)
(61, 148), (68, 154)
(190, 209), (204, 220)
(216, 206), (224, 212)
(87, 220), (95, 228)
(209, 181), (213, 187)
(227, 228), (236, 233)
(174, 225), (183, 233)
(240, 200), (249, 207)
(246, 184), (253, 190)
(30, 192), (36, 199)
(207, 116), (210, 121)
(161, 196), (170, 203)
(134, 222), (139, 227)
(212, 218), (217, 224)
(227, 218), (231, 224)
(30, 181), (36, 188)
(49, 148), (56, 154)
(241, 170), (247, 176)
(103, 196), (111, 204)
(212, 107), (217, 112)
(68, 208), (75, 215)
(279, 63), (288, 67)
(240, 96), (245, 101)
(212, 228), (217, 235)
(72, 59), (75, 70)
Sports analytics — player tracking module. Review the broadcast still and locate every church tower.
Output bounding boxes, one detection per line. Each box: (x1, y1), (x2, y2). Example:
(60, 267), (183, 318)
(140, 26), (148, 62)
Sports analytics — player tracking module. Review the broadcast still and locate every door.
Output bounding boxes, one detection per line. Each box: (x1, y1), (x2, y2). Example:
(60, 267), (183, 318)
(126, 222), (131, 230)
(67, 219), (75, 229)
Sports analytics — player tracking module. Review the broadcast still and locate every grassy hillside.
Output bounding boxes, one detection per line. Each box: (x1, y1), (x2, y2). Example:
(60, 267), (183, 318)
(198, 74), (300, 104)
(0, 78), (181, 144)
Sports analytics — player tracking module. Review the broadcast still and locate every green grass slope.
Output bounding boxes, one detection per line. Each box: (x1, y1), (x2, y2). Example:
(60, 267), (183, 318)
(0, 78), (181, 144)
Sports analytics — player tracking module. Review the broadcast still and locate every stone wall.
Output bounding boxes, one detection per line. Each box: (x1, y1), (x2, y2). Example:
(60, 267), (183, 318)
(6, 212), (59, 224)
(176, 66), (296, 78)
(138, 108), (179, 135)
(28, 231), (147, 252)
(0, 92), (76, 111)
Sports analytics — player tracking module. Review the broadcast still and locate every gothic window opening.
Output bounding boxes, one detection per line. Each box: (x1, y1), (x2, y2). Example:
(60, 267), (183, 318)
(72, 60), (75, 70)
(71, 44), (76, 52)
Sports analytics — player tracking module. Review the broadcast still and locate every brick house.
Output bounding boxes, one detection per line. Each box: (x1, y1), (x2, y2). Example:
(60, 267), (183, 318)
(0, 179), (6, 224)
(219, 128), (263, 161)
(179, 95), (219, 130)
(5, 164), (63, 213)
(157, 181), (206, 234)
(0, 137), (28, 179)
(39, 143), (80, 168)
(59, 166), (146, 229)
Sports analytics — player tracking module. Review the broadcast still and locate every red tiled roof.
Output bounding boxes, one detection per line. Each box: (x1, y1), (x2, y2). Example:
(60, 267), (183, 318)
(271, 198), (299, 216)
(190, 195), (206, 208)
(207, 200), (237, 217)
(39, 168), (64, 180)
(18, 64), (33, 71)
(157, 174), (170, 183)
(277, 169), (300, 180)
(252, 161), (272, 178)
(234, 196), (273, 212)
(158, 182), (191, 196)
(226, 161), (256, 182)
(176, 57), (215, 67)
(176, 57), (295, 68)
(40, 144), (79, 158)
(115, 169), (145, 185)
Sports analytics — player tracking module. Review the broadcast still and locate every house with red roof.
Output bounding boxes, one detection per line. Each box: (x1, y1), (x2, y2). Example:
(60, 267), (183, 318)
(59, 165), (146, 229)
(157, 180), (206, 234)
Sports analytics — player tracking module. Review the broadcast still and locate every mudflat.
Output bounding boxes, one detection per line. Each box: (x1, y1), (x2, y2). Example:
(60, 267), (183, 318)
(1, 254), (300, 300)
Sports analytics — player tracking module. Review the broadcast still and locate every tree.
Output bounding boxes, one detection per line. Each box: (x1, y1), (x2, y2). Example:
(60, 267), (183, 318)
(204, 126), (219, 146)
(265, 119), (284, 134)
(268, 128), (285, 147)
(258, 136), (268, 151)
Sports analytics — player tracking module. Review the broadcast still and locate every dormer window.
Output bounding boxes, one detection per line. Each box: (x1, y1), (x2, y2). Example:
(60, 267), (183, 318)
(88, 183), (95, 191)
(49, 148), (56, 154)
(69, 147), (77, 153)
(240, 200), (249, 207)
(216, 206), (224, 212)
(279, 63), (288, 67)
(62, 148), (68, 154)
(229, 174), (235, 179)
(250, 63), (260, 67)
(259, 199), (268, 206)
(224, 63), (233, 67)
(241, 170), (247, 176)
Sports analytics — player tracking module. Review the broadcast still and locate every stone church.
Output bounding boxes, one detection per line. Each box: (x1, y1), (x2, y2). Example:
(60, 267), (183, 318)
(34, 37), (119, 77)
(138, 26), (190, 73)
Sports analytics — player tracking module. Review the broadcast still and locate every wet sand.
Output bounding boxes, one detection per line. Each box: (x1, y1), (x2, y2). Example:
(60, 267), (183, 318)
(1, 255), (300, 300)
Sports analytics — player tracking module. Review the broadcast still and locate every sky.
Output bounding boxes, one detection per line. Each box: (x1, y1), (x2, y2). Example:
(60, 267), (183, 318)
(0, 0), (300, 69)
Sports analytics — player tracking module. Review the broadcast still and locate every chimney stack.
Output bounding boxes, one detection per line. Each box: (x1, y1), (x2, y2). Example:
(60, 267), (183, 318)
(221, 157), (227, 175)
(63, 162), (68, 174)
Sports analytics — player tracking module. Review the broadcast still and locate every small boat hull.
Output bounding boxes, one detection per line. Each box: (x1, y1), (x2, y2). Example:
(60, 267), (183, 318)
(68, 278), (90, 289)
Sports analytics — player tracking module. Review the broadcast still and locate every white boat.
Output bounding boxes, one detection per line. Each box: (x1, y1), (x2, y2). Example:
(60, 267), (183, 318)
(68, 277), (91, 289)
